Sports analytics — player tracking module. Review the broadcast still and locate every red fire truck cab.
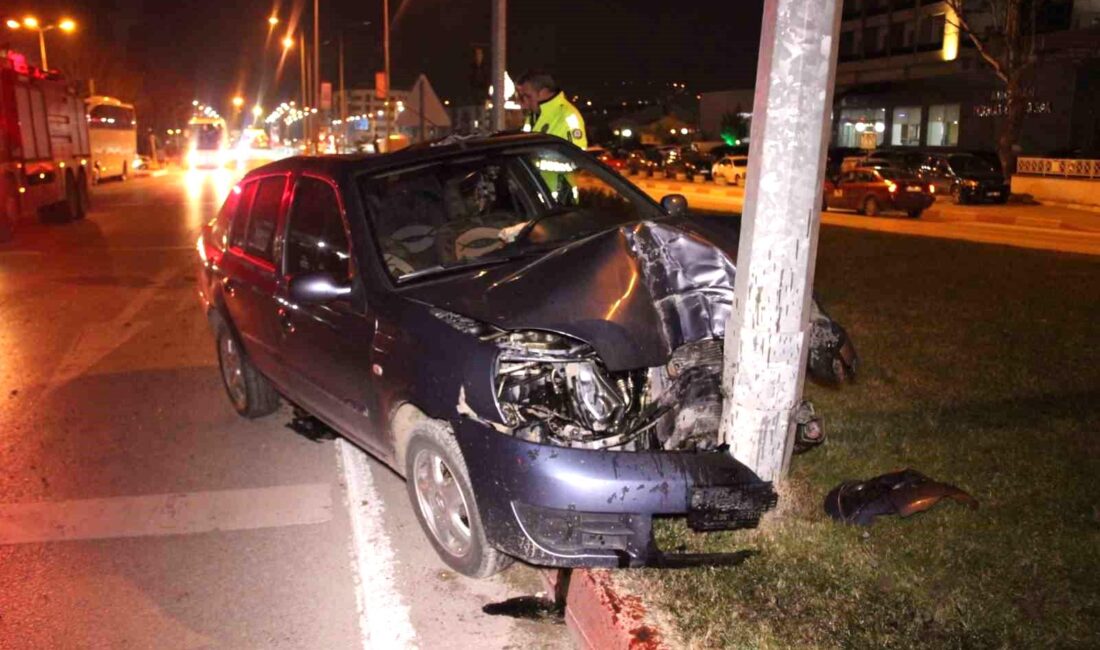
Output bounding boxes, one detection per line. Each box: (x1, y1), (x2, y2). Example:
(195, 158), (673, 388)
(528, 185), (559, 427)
(0, 49), (91, 242)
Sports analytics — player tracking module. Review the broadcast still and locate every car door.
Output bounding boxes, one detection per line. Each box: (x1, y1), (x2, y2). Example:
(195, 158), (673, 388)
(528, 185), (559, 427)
(276, 174), (383, 452)
(832, 171), (855, 209)
(219, 174), (290, 380)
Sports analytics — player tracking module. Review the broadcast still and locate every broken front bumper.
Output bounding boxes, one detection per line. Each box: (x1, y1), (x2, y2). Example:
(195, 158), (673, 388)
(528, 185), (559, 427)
(452, 419), (778, 568)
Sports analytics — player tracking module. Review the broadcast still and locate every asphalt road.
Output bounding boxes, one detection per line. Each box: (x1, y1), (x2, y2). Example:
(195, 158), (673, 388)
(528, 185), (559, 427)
(631, 176), (1100, 256)
(0, 170), (569, 650)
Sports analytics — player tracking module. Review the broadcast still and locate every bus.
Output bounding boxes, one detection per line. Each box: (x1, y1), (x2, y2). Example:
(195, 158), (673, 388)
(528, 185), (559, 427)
(85, 96), (137, 183)
(0, 49), (91, 242)
(186, 116), (229, 169)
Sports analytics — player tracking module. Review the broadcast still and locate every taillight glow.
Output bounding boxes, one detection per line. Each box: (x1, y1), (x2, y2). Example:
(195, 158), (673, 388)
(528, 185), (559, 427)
(929, 184), (935, 194)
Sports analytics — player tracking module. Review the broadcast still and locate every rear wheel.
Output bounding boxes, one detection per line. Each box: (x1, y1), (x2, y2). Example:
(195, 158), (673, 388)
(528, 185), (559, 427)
(863, 196), (880, 217)
(75, 170), (90, 219)
(62, 172), (81, 222)
(215, 320), (280, 418)
(406, 421), (512, 578)
(907, 208), (923, 219)
(734, 174), (743, 187)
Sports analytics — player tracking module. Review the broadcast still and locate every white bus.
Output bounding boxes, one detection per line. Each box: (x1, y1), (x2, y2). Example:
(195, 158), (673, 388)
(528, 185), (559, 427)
(186, 116), (230, 168)
(85, 95), (137, 183)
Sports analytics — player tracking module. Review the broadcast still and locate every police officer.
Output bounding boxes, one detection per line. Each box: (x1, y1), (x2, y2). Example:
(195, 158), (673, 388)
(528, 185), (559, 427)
(516, 70), (587, 149)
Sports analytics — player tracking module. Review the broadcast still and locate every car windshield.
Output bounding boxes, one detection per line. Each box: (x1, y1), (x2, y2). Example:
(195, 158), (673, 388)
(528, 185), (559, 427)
(359, 144), (660, 282)
(192, 124), (223, 151)
(948, 154), (997, 175)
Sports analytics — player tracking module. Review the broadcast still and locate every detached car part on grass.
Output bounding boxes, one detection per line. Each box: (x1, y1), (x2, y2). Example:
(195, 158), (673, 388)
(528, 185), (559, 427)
(824, 469), (978, 526)
(196, 136), (858, 577)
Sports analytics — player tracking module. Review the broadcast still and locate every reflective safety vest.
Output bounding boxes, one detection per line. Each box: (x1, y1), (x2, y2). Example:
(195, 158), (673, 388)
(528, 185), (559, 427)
(523, 91), (587, 149)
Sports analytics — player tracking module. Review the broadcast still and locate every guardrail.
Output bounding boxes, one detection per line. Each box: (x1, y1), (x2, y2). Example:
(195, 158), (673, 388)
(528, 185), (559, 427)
(1017, 157), (1100, 179)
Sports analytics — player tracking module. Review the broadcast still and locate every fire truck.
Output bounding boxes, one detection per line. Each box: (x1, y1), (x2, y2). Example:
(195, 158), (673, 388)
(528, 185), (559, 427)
(0, 49), (91, 242)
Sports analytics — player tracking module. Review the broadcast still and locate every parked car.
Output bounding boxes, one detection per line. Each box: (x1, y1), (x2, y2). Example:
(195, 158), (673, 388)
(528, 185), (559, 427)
(823, 166), (934, 218)
(661, 149), (713, 180)
(919, 152), (1009, 204)
(625, 147), (662, 174)
(196, 134), (857, 578)
(711, 155), (749, 185)
(588, 146), (628, 171)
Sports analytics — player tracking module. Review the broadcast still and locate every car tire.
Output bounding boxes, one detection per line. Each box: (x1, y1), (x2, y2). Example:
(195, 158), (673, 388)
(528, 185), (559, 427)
(907, 208), (923, 219)
(734, 174), (742, 187)
(863, 196), (879, 217)
(0, 190), (17, 242)
(75, 170), (90, 219)
(405, 421), (513, 579)
(62, 171), (80, 222)
(214, 320), (280, 418)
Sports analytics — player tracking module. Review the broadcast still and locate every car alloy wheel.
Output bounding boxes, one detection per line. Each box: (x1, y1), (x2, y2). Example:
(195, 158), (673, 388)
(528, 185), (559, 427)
(218, 332), (248, 412)
(413, 447), (473, 559)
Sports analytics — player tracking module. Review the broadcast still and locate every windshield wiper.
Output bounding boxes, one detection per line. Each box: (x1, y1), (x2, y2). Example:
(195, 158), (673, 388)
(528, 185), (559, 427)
(396, 254), (535, 283)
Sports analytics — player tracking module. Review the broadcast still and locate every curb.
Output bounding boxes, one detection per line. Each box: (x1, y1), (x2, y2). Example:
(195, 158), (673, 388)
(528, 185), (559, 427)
(540, 569), (667, 650)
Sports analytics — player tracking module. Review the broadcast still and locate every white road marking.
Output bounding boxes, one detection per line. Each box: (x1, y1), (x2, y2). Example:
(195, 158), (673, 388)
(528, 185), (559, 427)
(0, 483), (333, 545)
(336, 439), (419, 649)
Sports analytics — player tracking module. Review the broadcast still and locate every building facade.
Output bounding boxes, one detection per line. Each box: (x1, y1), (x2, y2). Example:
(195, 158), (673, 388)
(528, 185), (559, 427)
(834, 0), (1100, 156)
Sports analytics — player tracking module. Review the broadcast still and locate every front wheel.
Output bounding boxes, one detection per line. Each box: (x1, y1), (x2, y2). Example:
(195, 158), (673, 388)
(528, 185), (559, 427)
(215, 321), (280, 418)
(406, 422), (512, 578)
(863, 196), (880, 217)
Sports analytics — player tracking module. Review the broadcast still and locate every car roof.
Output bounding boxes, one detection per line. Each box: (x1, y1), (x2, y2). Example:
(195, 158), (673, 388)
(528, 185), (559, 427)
(241, 133), (569, 181)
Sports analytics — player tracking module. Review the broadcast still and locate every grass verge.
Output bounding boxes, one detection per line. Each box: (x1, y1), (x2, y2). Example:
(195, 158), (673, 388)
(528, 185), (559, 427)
(628, 226), (1100, 649)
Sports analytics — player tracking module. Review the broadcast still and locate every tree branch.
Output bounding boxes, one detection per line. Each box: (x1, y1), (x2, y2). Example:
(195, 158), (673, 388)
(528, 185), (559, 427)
(945, 0), (1010, 84)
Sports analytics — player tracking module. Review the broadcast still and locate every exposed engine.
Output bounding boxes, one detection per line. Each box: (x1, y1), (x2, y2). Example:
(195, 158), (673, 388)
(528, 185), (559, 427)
(493, 330), (723, 451)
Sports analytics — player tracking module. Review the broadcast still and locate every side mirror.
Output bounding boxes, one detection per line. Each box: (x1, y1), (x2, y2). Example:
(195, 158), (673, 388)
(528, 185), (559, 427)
(661, 194), (688, 217)
(288, 272), (352, 305)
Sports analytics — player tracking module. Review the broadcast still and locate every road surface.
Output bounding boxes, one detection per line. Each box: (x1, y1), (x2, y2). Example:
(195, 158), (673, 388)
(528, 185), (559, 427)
(0, 169), (569, 650)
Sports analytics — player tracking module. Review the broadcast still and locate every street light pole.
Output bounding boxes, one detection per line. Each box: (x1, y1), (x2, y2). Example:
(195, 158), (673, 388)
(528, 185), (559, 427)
(490, 0), (506, 132)
(313, 0), (320, 153)
(300, 32), (308, 144)
(383, 0), (390, 146)
(36, 28), (47, 69)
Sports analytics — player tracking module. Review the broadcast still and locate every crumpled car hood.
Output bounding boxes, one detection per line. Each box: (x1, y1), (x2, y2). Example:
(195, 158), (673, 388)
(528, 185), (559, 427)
(401, 218), (742, 370)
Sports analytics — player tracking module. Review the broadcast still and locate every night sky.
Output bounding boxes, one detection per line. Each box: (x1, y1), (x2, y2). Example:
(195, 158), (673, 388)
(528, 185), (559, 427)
(2, 0), (764, 116)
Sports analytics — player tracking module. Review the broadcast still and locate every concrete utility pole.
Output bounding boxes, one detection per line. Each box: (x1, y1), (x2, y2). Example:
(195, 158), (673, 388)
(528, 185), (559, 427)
(490, 0), (507, 132)
(720, 0), (843, 482)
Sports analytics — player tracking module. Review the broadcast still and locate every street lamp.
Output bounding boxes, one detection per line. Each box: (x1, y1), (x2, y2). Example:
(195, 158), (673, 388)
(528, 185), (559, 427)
(268, 16), (279, 27)
(4, 16), (77, 70)
(232, 96), (245, 109)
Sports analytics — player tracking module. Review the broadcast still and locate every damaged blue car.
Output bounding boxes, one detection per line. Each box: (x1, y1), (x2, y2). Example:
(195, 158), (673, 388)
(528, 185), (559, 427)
(197, 134), (857, 577)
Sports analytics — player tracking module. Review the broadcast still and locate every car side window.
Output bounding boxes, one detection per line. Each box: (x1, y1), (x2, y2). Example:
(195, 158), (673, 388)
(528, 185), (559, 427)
(209, 185), (242, 251)
(228, 181), (258, 250)
(285, 177), (351, 279)
(242, 177), (286, 263)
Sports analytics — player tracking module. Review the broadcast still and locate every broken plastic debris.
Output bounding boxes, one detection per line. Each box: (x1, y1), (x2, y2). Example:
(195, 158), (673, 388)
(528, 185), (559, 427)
(824, 469), (978, 526)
